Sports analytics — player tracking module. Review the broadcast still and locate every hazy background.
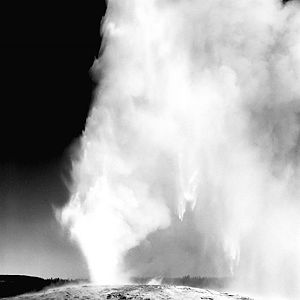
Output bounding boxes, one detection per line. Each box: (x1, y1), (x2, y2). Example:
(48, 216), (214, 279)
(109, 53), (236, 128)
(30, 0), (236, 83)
(0, 2), (106, 278)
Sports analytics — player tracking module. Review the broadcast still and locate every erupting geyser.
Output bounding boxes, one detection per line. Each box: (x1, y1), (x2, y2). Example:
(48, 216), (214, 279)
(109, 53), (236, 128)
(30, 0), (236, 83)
(59, 0), (300, 297)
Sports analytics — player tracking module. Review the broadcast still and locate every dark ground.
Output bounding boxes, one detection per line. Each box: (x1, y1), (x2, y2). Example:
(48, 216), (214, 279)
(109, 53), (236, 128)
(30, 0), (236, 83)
(0, 275), (81, 298)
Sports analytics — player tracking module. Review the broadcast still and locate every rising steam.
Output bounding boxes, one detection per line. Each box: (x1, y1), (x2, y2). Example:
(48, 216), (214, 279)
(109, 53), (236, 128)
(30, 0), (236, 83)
(60, 0), (300, 297)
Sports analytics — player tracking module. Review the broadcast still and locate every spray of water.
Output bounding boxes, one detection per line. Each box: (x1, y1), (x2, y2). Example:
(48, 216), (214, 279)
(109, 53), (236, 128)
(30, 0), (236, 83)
(59, 0), (300, 297)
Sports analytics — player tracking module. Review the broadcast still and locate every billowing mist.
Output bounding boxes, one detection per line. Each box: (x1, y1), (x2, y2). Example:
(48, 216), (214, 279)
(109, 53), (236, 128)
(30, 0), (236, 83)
(59, 0), (300, 298)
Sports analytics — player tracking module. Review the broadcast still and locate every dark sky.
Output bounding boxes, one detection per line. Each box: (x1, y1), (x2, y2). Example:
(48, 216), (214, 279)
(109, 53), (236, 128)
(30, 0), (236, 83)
(0, 3), (106, 279)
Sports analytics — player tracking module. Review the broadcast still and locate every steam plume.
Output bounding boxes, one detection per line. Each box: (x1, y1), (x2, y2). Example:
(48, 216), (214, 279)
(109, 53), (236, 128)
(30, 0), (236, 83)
(60, 0), (300, 297)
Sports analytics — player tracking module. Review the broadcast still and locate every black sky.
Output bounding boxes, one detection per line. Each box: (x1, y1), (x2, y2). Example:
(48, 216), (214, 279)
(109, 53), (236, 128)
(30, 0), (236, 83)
(0, 2), (106, 278)
(0, 3), (105, 164)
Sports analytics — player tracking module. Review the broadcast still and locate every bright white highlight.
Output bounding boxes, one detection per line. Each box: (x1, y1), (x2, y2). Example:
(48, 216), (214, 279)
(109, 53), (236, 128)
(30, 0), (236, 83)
(59, 0), (300, 298)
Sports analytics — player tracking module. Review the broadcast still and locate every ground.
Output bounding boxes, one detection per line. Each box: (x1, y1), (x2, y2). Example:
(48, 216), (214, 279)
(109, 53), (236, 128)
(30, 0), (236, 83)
(6, 284), (254, 300)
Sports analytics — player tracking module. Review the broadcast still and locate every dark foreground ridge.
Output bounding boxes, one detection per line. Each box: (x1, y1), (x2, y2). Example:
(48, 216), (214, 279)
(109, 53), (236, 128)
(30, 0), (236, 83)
(0, 275), (81, 298)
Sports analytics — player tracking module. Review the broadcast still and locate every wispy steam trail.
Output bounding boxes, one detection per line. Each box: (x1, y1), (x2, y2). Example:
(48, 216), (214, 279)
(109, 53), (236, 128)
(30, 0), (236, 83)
(60, 0), (300, 297)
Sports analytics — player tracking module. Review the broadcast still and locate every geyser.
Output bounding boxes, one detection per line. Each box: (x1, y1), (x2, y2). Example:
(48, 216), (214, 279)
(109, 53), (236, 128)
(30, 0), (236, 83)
(60, 0), (300, 297)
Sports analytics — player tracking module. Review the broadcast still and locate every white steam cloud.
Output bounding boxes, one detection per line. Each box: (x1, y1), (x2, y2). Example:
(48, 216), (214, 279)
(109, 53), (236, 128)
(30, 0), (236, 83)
(60, 0), (300, 297)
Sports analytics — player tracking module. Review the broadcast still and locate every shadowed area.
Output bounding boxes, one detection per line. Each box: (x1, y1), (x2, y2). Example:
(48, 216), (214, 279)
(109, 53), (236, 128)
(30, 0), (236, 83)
(0, 275), (80, 298)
